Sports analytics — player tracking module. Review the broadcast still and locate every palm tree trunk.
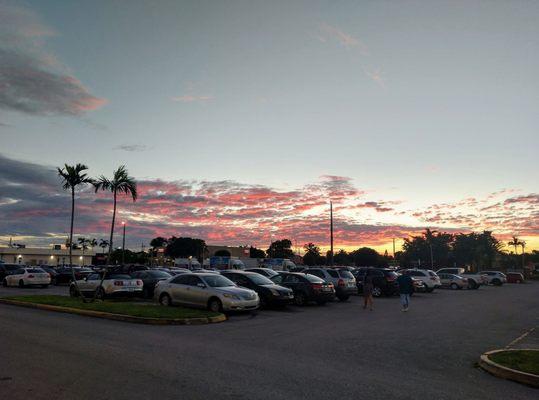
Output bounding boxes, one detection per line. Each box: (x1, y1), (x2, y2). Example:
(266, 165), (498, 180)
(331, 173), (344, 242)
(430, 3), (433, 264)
(92, 190), (117, 302)
(69, 187), (84, 300)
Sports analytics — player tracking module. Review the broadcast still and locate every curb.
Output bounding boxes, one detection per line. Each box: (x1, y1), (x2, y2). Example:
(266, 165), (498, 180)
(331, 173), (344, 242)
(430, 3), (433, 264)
(479, 349), (539, 388)
(0, 298), (227, 325)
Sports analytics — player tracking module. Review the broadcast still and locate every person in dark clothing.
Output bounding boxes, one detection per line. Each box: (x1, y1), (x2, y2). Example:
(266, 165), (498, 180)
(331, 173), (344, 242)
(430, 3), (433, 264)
(396, 271), (414, 311)
(363, 272), (374, 310)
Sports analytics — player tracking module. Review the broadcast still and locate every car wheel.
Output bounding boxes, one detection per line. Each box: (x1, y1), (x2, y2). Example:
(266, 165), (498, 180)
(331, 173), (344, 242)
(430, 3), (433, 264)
(95, 287), (105, 300)
(427, 287), (434, 293)
(294, 292), (307, 306)
(516, 279), (522, 284)
(337, 295), (349, 302)
(2, 279), (7, 287)
(159, 293), (172, 306)
(492, 279), (502, 286)
(468, 281), (478, 290)
(208, 298), (222, 313)
(422, 283), (429, 292)
(372, 286), (382, 297)
(69, 285), (78, 297)
(450, 283), (458, 290)
(18, 280), (25, 288)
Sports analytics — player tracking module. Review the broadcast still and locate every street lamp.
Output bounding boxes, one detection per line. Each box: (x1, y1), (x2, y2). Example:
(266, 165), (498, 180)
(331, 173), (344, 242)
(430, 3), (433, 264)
(122, 222), (126, 265)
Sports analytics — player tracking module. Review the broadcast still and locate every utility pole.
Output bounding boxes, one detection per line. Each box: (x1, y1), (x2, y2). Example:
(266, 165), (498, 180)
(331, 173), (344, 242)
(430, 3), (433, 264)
(122, 222), (126, 265)
(329, 201), (334, 266)
(429, 243), (434, 269)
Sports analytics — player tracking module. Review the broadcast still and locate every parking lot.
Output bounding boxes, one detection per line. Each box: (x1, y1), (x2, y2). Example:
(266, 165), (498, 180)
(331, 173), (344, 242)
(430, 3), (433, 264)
(1, 282), (538, 400)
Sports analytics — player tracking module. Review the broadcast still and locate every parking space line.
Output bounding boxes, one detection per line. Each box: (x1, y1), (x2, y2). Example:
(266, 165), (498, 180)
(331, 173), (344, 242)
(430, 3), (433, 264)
(505, 327), (536, 349)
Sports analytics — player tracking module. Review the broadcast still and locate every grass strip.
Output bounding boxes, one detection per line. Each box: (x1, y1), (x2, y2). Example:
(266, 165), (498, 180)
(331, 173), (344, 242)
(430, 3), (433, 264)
(2, 295), (220, 319)
(490, 350), (539, 375)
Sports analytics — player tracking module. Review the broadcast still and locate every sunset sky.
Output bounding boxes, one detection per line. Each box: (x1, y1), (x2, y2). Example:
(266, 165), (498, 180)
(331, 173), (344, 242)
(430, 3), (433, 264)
(0, 0), (538, 253)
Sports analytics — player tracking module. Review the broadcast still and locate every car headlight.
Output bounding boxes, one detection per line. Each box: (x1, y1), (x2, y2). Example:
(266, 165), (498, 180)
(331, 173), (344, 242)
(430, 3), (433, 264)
(223, 293), (240, 300)
(270, 288), (280, 296)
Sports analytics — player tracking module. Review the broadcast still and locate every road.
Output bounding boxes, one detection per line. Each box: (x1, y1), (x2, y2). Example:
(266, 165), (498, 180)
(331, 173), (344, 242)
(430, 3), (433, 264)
(1, 282), (538, 400)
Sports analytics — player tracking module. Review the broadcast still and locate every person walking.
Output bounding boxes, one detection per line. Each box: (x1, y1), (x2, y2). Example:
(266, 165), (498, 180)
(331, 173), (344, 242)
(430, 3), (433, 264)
(362, 271), (374, 310)
(397, 270), (414, 312)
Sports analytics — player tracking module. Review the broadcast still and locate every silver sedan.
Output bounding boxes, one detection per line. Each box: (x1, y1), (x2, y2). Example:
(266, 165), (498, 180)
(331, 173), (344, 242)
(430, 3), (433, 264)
(154, 273), (259, 312)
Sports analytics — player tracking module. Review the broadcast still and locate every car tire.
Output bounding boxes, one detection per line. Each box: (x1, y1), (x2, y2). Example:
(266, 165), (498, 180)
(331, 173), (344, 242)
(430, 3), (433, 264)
(159, 293), (172, 306)
(372, 286), (382, 297)
(468, 281), (478, 290)
(337, 295), (349, 302)
(450, 283), (458, 290)
(18, 280), (25, 288)
(427, 287), (434, 293)
(69, 285), (78, 297)
(95, 287), (105, 300)
(516, 279), (522, 284)
(294, 292), (307, 306)
(492, 279), (502, 286)
(208, 297), (222, 313)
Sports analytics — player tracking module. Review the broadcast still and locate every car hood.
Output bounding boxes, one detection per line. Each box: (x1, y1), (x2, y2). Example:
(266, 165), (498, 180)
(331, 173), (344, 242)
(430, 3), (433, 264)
(261, 284), (292, 293)
(214, 286), (257, 298)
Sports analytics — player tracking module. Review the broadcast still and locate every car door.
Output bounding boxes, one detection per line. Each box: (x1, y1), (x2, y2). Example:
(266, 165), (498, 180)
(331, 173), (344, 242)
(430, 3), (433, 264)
(79, 274), (100, 293)
(186, 275), (209, 307)
(283, 274), (302, 293)
(8, 269), (25, 286)
(168, 274), (193, 305)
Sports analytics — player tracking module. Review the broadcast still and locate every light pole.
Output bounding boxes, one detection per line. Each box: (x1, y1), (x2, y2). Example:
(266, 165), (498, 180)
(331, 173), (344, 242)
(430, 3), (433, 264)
(122, 222), (126, 265)
(329, 201), (334, 266)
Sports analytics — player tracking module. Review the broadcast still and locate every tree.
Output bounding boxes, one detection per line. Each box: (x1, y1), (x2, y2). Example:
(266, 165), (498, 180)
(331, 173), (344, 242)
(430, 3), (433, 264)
(249, 246), (266, 258)
(99, 239), (109, 255)
(303, 243), (322, 266)
(351, 247), (382, 267)
(94, 165), (138, 265)
(214, 249), (231, 257)
(57, 163), (93, 297)
(507, 236), (522, 255)
(165, 237), (206, 260)
(150, 236), (168, 265)
(333, 249), (352, 266)
(266, 239), (295, 259)
(402, 229), (453, 269)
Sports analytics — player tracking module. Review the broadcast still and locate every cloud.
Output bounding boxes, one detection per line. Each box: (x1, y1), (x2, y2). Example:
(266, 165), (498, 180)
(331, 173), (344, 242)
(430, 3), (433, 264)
(0, 2), (106, 116)
(319, 22), (368, 54)
(171, 95), (214, 103)
(113, 144), (151, 152)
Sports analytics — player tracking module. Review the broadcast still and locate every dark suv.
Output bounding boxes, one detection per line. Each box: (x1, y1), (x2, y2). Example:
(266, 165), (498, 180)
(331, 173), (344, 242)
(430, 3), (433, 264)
(0, 263), (22, 280)
(354, 267), (399, 297)
(270, 272), (335, 306)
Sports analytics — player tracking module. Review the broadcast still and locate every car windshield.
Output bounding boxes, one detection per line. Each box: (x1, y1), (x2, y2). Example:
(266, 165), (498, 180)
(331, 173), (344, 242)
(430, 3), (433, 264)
(428, 271), (438, 277)
(148, 271), (171, 278)
(304, 274), (324, 283)
(27, 268), (45, 273)
(108, 274), (132, 280)
(203, 275), (236, 288)
(338, 270), (354, 279)
(385, 271), (399, 279)
(248, 274), (274, 285)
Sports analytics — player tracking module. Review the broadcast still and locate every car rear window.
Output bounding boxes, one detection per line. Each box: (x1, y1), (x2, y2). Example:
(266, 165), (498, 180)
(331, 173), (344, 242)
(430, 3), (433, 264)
(304, 274), (324, 283)
(108, 274), (132, 279)
(327, 270), (339, 278)
(148, 271), (171, 278)
(338, 270), (354, 279)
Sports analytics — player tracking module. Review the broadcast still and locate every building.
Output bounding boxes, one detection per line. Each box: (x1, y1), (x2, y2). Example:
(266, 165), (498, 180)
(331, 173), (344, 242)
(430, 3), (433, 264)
(206, 245), (250, 258)
(0, 246), (96, 266)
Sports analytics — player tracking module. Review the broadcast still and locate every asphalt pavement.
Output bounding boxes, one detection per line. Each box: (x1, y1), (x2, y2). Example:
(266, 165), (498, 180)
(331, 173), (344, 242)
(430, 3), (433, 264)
(0, 282), (538, 400)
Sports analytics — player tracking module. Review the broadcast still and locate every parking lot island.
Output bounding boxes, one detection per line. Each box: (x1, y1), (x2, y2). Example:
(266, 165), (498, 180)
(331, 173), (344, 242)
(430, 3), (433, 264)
(479, 349), (539, 388)
(0, 295), (226, 325)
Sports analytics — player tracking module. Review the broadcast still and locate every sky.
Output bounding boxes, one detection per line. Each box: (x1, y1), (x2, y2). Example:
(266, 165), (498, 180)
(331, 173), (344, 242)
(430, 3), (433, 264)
(0, 0), (538, 254)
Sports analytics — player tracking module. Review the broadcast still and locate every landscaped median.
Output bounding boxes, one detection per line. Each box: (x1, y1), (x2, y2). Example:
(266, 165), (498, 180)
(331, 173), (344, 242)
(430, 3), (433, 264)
(479, 349), (539, 388)
(0, 295), (226, 325)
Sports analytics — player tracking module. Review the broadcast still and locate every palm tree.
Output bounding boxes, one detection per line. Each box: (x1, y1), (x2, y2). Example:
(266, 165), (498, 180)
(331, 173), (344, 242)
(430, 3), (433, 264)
(521, 240), (526, 270)
(57, 164), (93, 294)
(94, 166), (138, 265)
(508, 236), (521, 255)
(99, 239), (109, 255)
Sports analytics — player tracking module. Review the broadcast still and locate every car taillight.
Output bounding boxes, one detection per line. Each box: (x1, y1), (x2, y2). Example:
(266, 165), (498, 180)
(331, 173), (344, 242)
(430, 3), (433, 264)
(386, 276), (396, 281)
(311, 283), (323, 290)
(114, 281), (124, 286)
(338, 279), (345, 287)
(28, 274), (34, 278)
(136, 280), (142, 286)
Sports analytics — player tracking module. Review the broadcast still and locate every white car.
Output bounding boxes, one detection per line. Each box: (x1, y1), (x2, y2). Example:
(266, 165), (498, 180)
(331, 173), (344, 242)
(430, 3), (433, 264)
(70, 272), (143, 299)
(403, 269), (440, 292)
(481, 271), (507, 286)
(3, 267), (51, 288)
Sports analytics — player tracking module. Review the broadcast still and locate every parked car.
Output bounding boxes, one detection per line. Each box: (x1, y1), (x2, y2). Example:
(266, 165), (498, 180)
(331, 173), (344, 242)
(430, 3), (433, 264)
(3, 267), (51, 288)
(131, 270), (172, 298)
(54, 267), (93, 285)
(70, 273), (143, 299)
(39, 266), (59, 284)
(436, 267), (465, 275)
(0, 263), (23, 281)
(460, 271), (488, 289)
(402, 269), (440, 292)
(411, 277), (427, 293)
(154, 273), (259, 312)
(506, 272), (525, 284)
(270, 272), (335, 306)
(167, 268), (191, 276)
(220, 271), (294, 308)
(245, 268), (280, 278)
(353, 268), (399, 297)
(437, 273), (468, 289)
(302, 268), (356, 301)
(482, 271), (507, 286)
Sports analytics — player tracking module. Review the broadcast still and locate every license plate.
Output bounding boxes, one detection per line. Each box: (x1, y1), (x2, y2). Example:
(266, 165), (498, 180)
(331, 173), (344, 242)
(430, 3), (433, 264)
(126, 288), (135, 292)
